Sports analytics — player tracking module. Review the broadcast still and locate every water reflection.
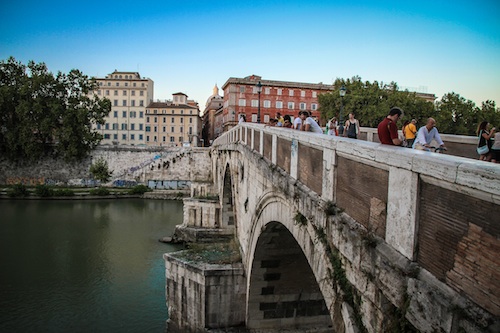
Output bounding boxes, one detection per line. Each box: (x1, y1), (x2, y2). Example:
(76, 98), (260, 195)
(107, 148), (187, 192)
(0, 199), (183, 333)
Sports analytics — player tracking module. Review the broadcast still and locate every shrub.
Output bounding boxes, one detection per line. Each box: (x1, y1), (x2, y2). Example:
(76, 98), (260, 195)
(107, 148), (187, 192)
(90, 187), (110, 196)
(128, 185), (151, 195)
(35, 184), (54, 197)
(8, 183), (29, 197)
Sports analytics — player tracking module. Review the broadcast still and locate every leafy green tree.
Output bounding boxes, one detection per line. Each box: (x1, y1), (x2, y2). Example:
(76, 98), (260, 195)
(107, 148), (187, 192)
(319, 76), (434, 128)
(0, 57), (111, 161)
(90, 157), (113, 183)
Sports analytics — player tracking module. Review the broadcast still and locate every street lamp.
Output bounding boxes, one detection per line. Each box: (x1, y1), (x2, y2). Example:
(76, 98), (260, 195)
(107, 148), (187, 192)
(256, 81), (262, 123)
(338, 85), (347, 136)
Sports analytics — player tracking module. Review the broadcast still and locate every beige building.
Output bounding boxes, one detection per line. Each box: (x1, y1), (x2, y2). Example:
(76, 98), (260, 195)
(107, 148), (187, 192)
(145, 93), (201, 147)
(93, 70), (154, 145)
(201, 84), (224, 146)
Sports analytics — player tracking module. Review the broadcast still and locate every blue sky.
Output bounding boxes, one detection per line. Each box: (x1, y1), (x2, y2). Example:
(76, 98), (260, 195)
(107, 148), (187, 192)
(1, 0), (499, 108)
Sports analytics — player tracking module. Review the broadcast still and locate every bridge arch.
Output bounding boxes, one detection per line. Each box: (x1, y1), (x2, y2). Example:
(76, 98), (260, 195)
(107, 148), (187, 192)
(245, 191), (344, 331)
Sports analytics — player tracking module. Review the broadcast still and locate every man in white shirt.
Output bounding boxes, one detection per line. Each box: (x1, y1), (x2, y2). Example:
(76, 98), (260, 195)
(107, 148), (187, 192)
(413, 117), (446, 151)
(300, 111), (323, 134)
(293, 111), (303, 130)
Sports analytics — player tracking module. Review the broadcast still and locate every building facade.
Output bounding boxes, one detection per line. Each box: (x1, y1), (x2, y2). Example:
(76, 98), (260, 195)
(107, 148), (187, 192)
(93, 70), (154, 145)
(201, 85), (224, 146)
(145, 93), (201, 147)
(220, 74), (335, 132)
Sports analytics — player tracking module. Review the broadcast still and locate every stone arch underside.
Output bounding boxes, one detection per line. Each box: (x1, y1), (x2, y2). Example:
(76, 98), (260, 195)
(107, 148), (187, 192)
(221, 163), (235, 229)
(247, 221), (334, 331)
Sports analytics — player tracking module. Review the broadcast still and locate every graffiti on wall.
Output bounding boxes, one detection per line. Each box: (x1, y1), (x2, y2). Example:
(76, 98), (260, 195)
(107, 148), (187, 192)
(112, 180), (137, 187)
(147, 180), (191, 190)
(6, 177), (61, 186)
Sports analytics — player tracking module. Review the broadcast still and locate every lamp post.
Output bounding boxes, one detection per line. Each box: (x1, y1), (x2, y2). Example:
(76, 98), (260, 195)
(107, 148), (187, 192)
(256, 81), (262, 123)
(338, 85), (347, 136)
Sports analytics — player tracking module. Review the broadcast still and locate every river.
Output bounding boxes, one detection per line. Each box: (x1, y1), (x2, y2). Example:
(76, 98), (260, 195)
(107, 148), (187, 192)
(0, 199), (183, 333)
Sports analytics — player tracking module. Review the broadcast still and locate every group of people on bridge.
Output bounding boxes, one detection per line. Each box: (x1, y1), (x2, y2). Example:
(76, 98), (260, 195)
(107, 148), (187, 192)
(238, 107), (499, 162)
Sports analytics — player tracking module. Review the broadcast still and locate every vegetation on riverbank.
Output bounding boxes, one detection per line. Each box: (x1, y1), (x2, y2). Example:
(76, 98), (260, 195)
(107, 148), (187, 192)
(1, 183), (152, 198)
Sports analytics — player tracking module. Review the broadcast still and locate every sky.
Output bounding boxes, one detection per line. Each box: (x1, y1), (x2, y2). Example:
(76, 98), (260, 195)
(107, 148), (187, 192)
(1, 0), (499, 109)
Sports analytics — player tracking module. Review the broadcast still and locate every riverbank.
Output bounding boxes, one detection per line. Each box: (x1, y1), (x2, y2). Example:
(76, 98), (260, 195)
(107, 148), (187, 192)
(0, 187), (190, 200)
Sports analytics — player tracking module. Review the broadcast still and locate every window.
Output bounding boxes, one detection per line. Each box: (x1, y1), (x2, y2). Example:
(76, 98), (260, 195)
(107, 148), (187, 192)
(139, 134), (143, 140)
(125, 82), (128, 87)
(300, 102), (306, 110)
(288, 102), (295, 109)
(289, 89), (294, 96)
(140, 91), (144, 96)
(104, 134), (110, 139)
(251, 114), (257, 122)
(105, 123), (109, 130)
(131, 100), (135, 106)
(171, 110), (175, 114)
(180, 118), (184, 123)
(171, 126), (175, 133)
(276, 101), (283, 109)
(189, 118), (193, 123)
(146, 136), (149, 142)
(122, 111), (126, 117)
(113, 123), (118, 130)
(123, 90), (127, 96)
(154, 126), (157, 133)
(239, 86), (245, 93)
(180, 110), (184, 114)
(113, 111), (118, 117)
(265, 87), (270, 94)
(312, 91), (317, 98)
(251, 100), (258, 107)
(97, 90), (101, 95)
(189, 127), (193, 134)
(170, 137), (175, 142)
(121, 123), (127, 130)
(114, 100), (118, 106)
(116, 82), (119, 86)
(139, 124), (143, 130)
(107, 82), (111, 86)
(178, 137), (182, 142)
(122, 100), (126, 106)
(171, 117), (175, 123)
(311, 103), (318, 110)
(131, 91), (135, 96)
(114, 90), (118, 96)
(263, 115), (270, 123)
(277, 89), (282, 95)
(301, 90), (306, 97)
(113, 134), (117, 140)
(238, 99), (246, 106)
(154, 117), (157, 123)
(145, 126), (151, 132)
(162, 136), (166, 142)
(180, 127), (183, 133)
(139, 101), (144, 106)
(163, 117), (166, 123)
(146, 116), (150, 122)
(263, 100), (271, 108)
(106, 90), (109, 96)
(162, 126), (166, 132)
(96, 124), (101, 130)
(122, 134), (126, 140)
(131, 124), (135, 130)
(131, 134), (135, 140)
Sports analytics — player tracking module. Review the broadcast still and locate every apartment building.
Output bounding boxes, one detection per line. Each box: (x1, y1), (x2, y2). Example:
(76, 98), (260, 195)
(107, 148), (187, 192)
(145, 93), (201, 147)
(220, 74), (335, 133)
(93, 70), (154, 145)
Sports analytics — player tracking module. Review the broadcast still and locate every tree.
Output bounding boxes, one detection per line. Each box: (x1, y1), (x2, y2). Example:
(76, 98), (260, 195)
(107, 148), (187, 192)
(89, 157), (113, 183)
(0, 57), (111, 161)
(318, 76), (434, 128)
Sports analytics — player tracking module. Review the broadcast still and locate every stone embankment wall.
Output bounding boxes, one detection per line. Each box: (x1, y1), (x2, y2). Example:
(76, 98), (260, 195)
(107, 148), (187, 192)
(0, 146), (212, 187)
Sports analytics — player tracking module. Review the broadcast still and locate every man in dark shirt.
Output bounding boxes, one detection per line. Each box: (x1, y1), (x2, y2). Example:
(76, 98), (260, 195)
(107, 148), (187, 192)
(377, 107), (403, 145)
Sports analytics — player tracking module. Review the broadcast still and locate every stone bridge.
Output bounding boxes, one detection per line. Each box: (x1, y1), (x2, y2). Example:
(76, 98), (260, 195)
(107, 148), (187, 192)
(165, 123), (499, 333)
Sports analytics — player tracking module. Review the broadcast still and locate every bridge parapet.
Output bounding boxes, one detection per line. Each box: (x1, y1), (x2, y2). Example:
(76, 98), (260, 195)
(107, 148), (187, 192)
(211, 123), (499, 331)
